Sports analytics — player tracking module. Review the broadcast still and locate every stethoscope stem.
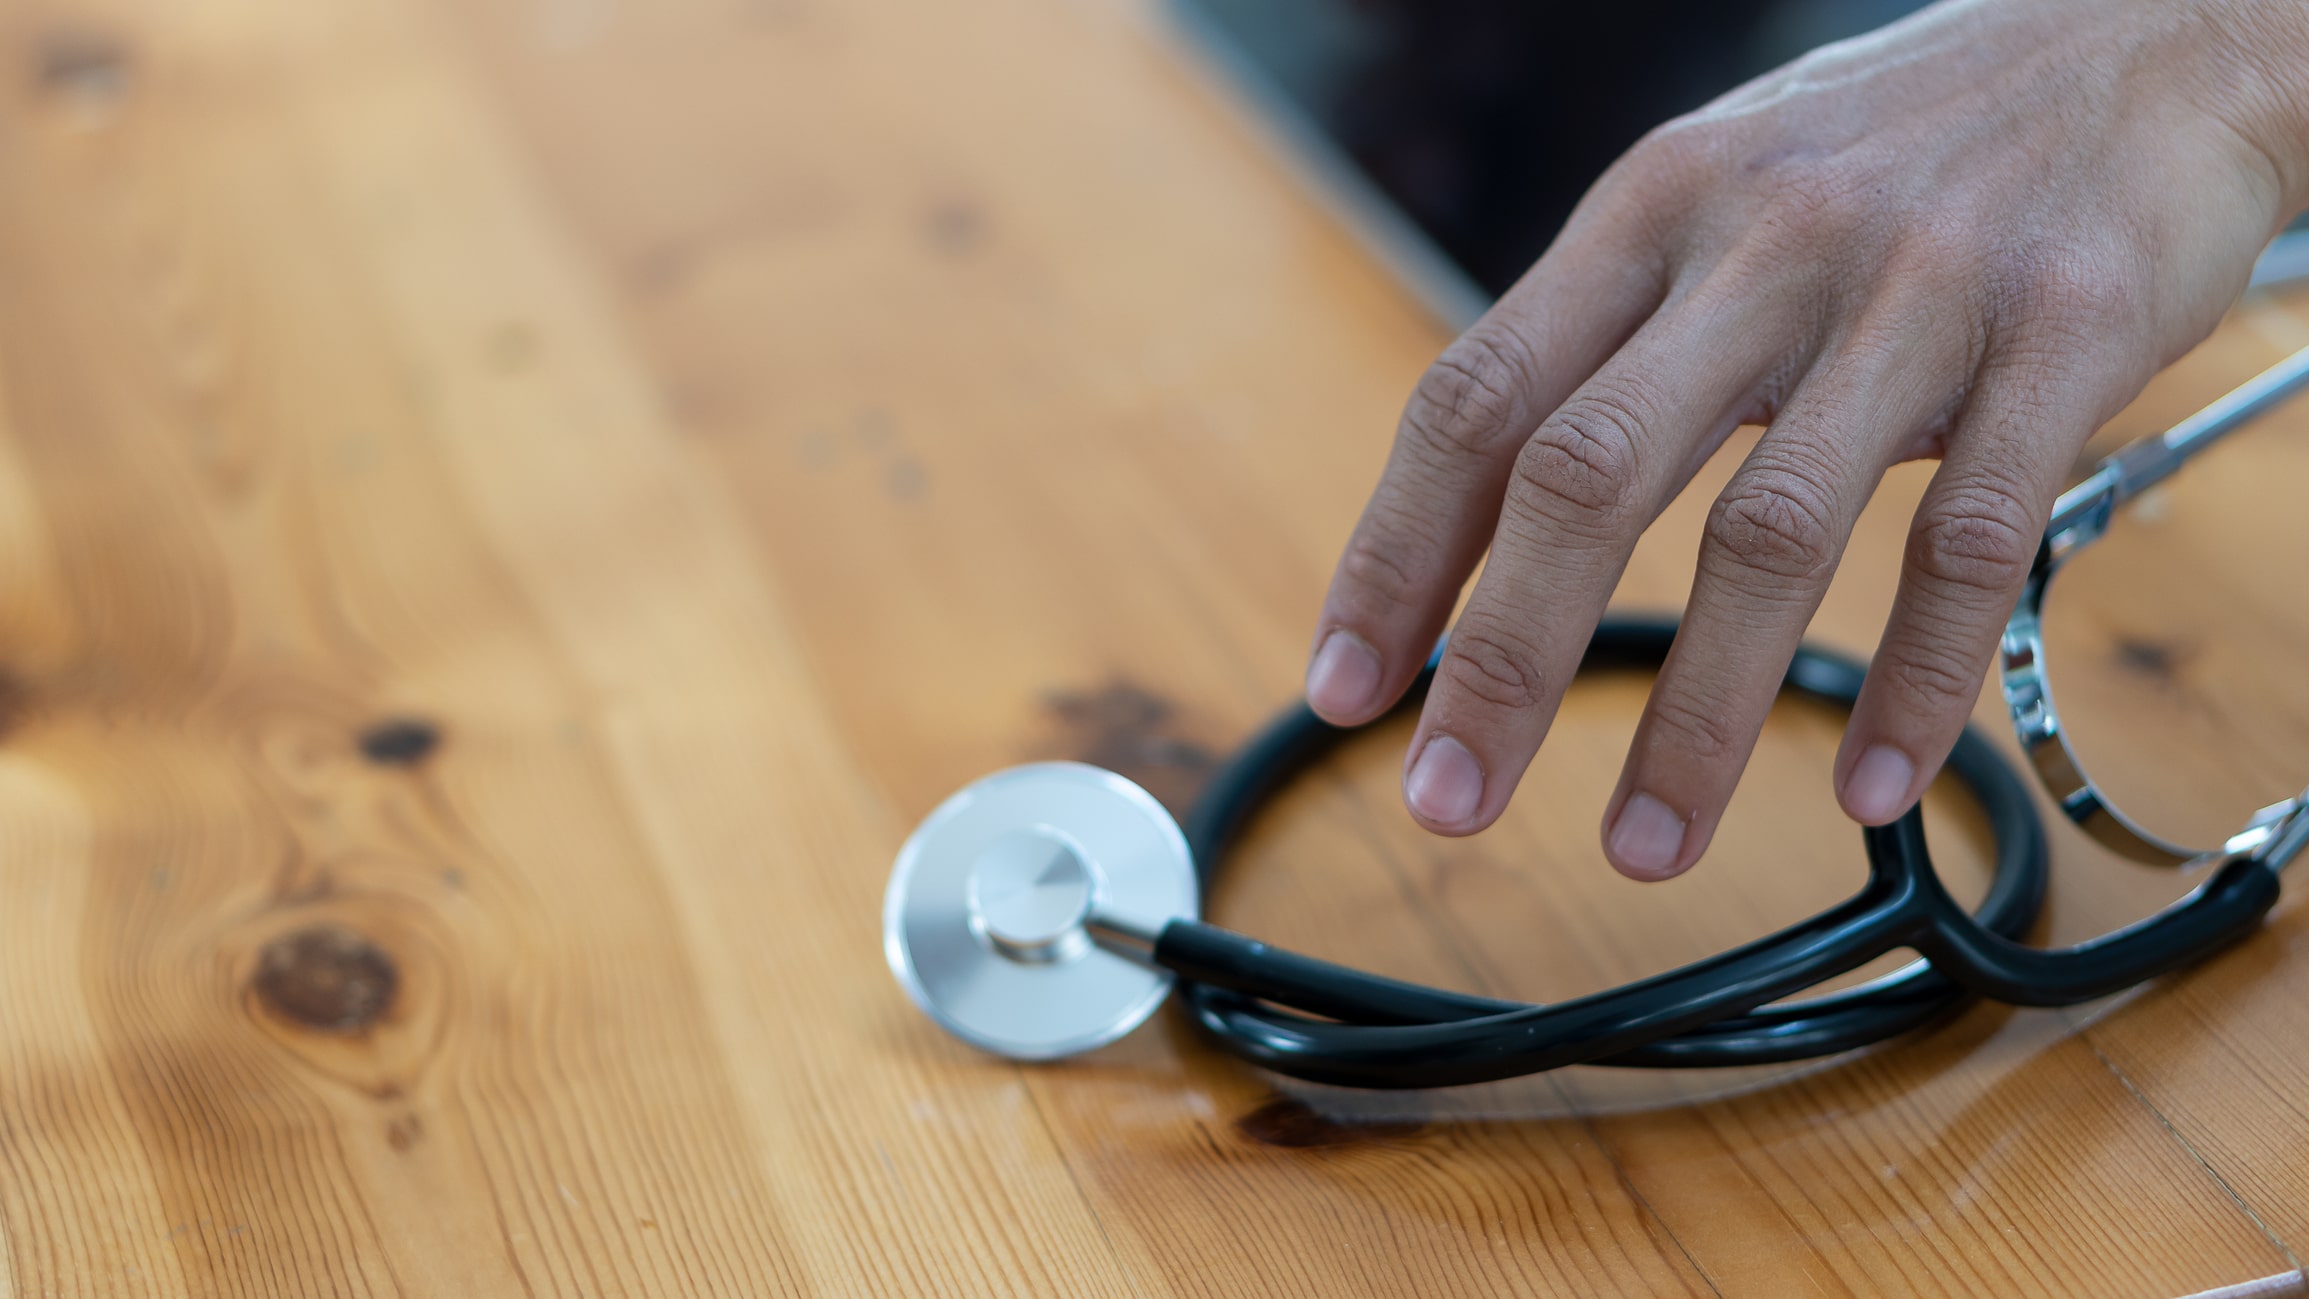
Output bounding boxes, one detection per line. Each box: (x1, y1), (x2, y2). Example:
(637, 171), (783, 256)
(1870, 817), (2283, 1008)
(1083, 910), (1165, 960)
(2049, 344), (2309, 553)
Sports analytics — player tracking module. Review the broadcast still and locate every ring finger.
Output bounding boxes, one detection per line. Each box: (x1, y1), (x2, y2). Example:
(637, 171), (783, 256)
(1601, 315), (1974, 879)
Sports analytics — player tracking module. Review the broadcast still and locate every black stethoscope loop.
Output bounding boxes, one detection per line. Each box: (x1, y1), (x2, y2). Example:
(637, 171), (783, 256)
(1168, 617), (2051, 1089)
(1169, 616), (2286, 1089)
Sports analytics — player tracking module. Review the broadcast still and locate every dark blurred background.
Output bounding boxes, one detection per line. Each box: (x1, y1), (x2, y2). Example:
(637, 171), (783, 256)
(1175, 0), (1932, 298)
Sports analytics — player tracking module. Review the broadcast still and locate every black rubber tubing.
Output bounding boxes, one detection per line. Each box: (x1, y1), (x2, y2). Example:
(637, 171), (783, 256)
(1161, 616), (2053, 1088)
(1165, 616), (2282, 1088)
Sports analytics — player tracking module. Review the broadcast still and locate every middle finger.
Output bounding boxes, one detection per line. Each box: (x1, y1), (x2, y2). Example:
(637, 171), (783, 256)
(1403, 275), (1809, 834)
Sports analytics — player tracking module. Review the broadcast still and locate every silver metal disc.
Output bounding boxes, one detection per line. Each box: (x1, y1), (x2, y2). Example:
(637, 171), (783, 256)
(883, 762), (1199, 1059)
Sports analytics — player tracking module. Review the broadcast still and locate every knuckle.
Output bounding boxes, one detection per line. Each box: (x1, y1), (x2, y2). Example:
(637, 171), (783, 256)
(1402, 330), (1533, 462)
(1593, 115), (1740, 246)
(1908, 479), (2038, 599)
(1881, 643), (1985, 711)
(1883, 208), (1981, 277)
(1336, 532), (1424, 614)
(1991, 241), (2145, 340)
(1752, 159), (1873, 251)
(1439, 623), (1549, 713)
(1879, 217), (1995, 320)
(1620, 117), (1719, 192)
(2037, 265), (2138, 336)
(1509, 389), (1648, 535)
(1647, 693), (1743, 764)
(1705, 469), (1840, 583)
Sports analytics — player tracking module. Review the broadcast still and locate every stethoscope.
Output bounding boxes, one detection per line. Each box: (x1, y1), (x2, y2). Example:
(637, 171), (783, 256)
(884, 344), (2309, 1089)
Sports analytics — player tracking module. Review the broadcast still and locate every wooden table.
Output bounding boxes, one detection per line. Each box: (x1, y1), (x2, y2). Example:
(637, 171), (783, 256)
(3, 0), (2307, 1293)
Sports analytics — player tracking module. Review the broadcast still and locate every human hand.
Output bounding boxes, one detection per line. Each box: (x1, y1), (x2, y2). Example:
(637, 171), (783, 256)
(1303, 0), (2309, 877)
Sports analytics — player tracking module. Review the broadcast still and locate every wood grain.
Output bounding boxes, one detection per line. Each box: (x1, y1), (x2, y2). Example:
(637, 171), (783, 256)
(0, 0), (2305, 1293)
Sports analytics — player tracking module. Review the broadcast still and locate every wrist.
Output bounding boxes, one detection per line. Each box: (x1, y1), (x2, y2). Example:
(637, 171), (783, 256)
(2194, 0), (2309, 218)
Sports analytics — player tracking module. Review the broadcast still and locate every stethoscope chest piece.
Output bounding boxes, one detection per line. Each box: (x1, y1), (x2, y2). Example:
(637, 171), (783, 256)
(883, 761), (1199, 1059)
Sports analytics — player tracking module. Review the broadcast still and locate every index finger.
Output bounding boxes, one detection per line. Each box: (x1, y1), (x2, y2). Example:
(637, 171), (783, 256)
(1305, 207), (1668, 727)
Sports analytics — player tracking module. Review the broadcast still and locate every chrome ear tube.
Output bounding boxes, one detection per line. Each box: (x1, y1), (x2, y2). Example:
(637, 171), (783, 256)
(2000, 344), (2309, 866)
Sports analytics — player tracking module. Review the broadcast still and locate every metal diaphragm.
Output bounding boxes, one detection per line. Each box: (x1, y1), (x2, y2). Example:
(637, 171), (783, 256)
(883, 762), (1199, 1059)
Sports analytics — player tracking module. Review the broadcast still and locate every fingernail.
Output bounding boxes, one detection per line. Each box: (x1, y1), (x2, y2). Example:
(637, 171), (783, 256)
(1607, 791), (1689, 880)
(1844, 745), (1917, 824)
(1306, 630), (1383, 719)
(1406, 734), (1483, 826)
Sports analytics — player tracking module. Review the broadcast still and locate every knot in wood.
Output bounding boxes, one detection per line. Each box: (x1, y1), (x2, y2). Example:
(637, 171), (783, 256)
(1234, 1095), (1422, 1149)
(253, 924), (399, 1033)
(358, 717), (441, 766)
